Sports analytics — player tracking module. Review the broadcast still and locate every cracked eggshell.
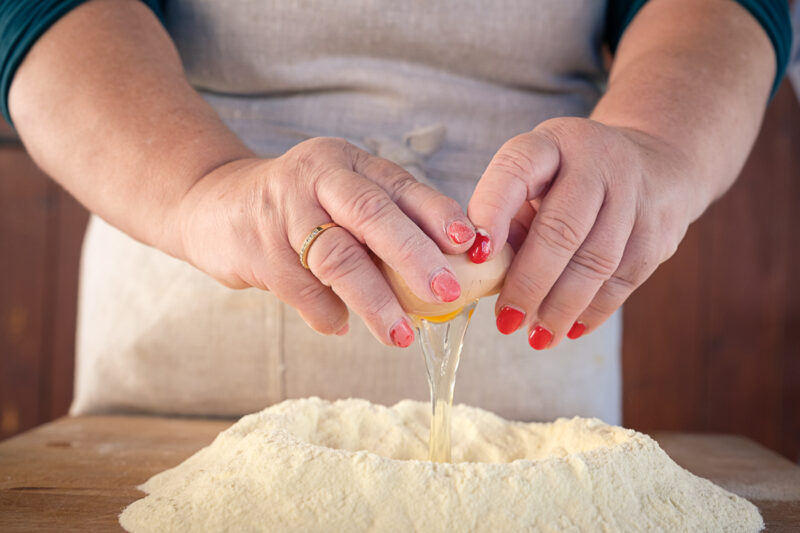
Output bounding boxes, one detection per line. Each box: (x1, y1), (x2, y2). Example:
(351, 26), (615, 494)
(378, 244), (514, 317)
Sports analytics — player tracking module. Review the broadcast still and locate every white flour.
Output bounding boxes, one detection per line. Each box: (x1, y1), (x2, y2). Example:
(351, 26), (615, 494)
(120, 398), (763, 532)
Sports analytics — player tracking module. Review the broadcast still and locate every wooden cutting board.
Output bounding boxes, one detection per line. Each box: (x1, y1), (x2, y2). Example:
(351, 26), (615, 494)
(0, 416), (798, 532)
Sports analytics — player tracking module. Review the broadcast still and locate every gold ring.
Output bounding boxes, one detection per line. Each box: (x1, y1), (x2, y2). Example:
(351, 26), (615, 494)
(300, 222), (339, 269)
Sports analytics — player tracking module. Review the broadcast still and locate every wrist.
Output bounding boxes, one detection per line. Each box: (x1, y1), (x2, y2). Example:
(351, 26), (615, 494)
(169, 156), (266, 265)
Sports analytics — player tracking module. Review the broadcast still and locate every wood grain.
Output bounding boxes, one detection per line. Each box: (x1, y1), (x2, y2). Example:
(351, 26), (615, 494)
(0, 146), (49, 438)
(0, 138), (88, 436)
(0, 416), (798, 532)
(42, 186), (89, 420)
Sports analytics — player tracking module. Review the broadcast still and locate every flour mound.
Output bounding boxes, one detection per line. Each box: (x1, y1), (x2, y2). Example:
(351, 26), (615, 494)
(120, 398), (762, 532)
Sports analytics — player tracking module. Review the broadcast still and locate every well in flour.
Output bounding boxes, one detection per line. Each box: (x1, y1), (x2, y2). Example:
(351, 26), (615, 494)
(120, 398), (763, 533)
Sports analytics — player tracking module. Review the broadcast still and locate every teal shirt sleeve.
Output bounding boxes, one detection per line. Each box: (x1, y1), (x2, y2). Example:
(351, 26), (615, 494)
(0, 1), (793, 126)
(605, 0), (793, 99)
(0, 0), (164, 126)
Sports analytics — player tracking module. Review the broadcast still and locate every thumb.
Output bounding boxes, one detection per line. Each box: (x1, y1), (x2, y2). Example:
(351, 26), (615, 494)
(466, 130), (560, 263)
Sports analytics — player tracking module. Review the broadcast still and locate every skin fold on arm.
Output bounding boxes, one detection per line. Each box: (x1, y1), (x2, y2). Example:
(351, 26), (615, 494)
(467, 0), (775, 349)
(8, 0), (481, 347)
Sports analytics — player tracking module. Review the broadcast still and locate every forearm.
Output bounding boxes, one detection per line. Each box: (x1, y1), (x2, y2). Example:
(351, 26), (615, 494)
(8, 0), (253, 258)
(591, 0), (775, 216)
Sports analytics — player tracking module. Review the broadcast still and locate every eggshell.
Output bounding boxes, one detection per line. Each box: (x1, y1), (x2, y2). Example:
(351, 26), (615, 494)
(378, 244), (514, 317)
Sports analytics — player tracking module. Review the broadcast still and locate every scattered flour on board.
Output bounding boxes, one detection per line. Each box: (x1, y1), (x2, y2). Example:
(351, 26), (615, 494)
(120, 397), (763, 532)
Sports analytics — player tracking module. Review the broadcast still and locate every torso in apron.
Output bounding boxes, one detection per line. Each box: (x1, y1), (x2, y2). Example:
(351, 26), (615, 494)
(71, 0), (622, 424)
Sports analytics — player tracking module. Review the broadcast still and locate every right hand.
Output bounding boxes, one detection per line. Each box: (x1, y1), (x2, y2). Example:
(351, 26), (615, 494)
(175, 137), (476, 347)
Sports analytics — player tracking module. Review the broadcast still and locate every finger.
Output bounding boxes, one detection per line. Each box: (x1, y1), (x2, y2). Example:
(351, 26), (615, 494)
(466, 131), (560, 263)
(300, 224), (416, 347)
(352, 150), (475, 253)
(526, 199), (634, 347)
(493, 164), (606, 345)
(573, 228), (667, 338)
(260, 243), (350, 336)
(507, 201), (536, 252)
(314, 168), (461, 305)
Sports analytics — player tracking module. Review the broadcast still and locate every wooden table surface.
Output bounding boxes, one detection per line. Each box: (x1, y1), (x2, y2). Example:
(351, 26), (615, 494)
(1, 416), (799, 532)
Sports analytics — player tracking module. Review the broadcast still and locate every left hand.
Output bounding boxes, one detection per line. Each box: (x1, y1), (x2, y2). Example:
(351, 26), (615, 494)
(467, 117), (709, 349)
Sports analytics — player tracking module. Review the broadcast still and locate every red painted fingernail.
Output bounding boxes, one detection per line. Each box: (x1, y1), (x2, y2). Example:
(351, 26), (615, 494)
(496, 306), (525, 335)
(467, 229), (491, 263)
(567, 321), (586, 340)
(528, 325), (552, 350)
(390, 318), (414, 348)
(431, 270), (461, 302)
(336, 324), (350, 336)
(447, 221), (475, 244)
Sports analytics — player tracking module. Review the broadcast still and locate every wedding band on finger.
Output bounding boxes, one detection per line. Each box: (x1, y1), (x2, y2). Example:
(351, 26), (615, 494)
(300, 222), (340, 269)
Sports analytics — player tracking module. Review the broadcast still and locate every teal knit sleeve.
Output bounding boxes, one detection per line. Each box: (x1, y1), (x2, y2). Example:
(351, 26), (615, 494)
(0, 0), (164, 126)
(606, 0), (793, 98)
(0, 1), (792, 126)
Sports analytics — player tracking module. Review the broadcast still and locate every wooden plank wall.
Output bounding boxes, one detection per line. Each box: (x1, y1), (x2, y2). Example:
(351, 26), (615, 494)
(0, 121), (88, 439)
(0, 82), (798, 461)
(623, 81), (800, 462)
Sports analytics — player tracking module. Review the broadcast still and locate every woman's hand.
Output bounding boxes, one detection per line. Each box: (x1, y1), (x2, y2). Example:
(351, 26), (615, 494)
(467, 117), (708, 349)
(9, 0), (480, 349)
(177, 137), (476, 347)
(463, 0), (776, 351)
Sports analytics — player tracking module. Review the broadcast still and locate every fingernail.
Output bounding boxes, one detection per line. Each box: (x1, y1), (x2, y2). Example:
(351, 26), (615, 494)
(390, 318), (414, 348)
(528, 325), (552, 350)
(431, 269), (461, 302)
(336, 324), (350, 336)
(447, 221), (475, 244)
(496, 306), (525, 335)
(567, 321), (586, 340)
(467, 229), (491, 264)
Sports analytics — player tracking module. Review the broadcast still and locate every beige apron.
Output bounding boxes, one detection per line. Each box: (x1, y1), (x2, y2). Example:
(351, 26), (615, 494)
(71, 0), (622, 424)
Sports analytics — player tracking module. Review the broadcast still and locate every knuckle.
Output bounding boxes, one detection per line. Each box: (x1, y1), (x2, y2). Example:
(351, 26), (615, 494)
(295, 281), (332, 307)
(394, 231), (432, 266)
(537, 118), (579, 145)
(491, 143), (536, 183)
(472, 186), (512, 215)
(346, 188), (395, 230)
(539, 117), (599, 145)
(568, 247), (619, 281)
(302, 136), (350, 153)
(361, 291), (395, 327)
(541, 296), (579, 320)
(312, 238), (365, 285)
(585, 298), (617, 320)
(532, 211), (584, 254)
(289, 137), (352, 175)
(389, 175), (426, 202)
(586, 277), (641, 318)
(394, 179), (464, 227)
(288, 148), (320, 179)
(605, 271), (640, 296)
(509, 267), (549, 304)
(365, 157), (415, 189)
